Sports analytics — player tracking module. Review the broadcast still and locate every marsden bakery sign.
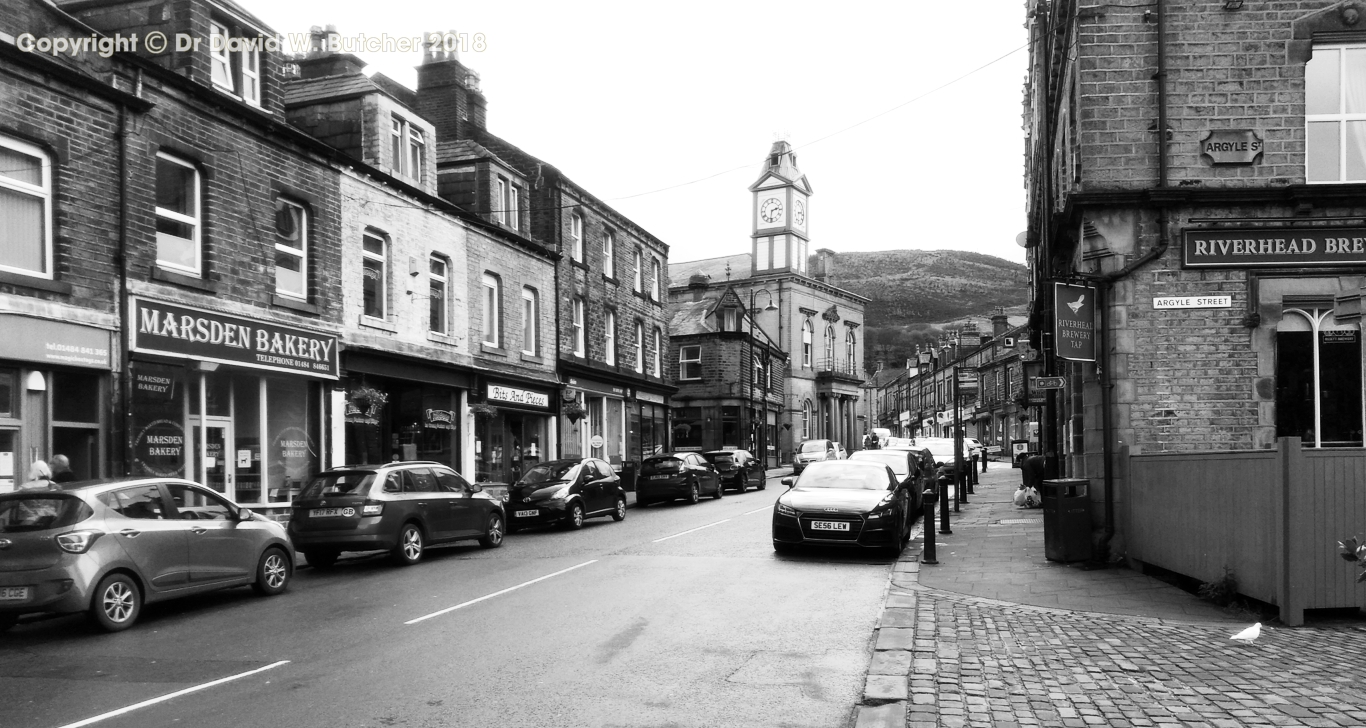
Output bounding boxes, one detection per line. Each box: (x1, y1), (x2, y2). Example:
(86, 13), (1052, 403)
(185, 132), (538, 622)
(1184, 227), (1366, 268)
(130, 297), (338, 378)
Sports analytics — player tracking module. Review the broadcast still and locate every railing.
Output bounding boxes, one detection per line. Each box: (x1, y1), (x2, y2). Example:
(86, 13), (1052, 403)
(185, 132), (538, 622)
(816, 357), (861, 378)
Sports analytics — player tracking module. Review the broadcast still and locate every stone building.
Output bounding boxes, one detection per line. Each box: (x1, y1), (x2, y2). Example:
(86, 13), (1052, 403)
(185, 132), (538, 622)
(1024, 0), (1366, 621)
(669, 142), (867, 466)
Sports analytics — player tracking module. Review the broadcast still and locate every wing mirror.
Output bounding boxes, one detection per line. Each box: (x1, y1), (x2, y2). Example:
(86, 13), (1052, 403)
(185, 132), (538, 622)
(781, 476), (794, 488)
(236, 508), (254, 522)
(467, 483), (483, 493)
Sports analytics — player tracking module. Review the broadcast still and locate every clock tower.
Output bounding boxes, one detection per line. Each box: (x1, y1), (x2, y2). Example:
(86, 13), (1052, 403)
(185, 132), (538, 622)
(750, 140), (812, 276)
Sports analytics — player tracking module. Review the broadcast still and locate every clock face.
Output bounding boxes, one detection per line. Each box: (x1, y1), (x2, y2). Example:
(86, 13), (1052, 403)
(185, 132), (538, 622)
(759, 197), (784, 225)
(793, 198), (806, 226)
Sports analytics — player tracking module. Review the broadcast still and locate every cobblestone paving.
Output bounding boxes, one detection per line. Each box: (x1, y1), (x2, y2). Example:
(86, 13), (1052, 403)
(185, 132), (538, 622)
(904, 587), (1366, 728)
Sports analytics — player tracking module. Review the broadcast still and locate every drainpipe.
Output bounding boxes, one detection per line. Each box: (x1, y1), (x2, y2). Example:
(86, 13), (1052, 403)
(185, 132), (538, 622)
(116, 89), (133, 476)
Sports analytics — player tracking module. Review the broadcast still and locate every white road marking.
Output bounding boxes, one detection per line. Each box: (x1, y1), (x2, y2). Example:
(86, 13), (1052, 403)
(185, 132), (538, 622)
(57, 660), (291, 728)
(743, 505), (774, 515)
(651, 519), (732, 543)
(405, 560), (598, 625)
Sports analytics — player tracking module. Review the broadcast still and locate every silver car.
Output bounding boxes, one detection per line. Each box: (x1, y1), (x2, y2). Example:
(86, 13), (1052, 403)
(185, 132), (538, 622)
(0, 478), (293, 633)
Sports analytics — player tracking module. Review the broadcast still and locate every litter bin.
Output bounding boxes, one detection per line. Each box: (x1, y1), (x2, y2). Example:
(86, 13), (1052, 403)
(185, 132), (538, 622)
(1040, 478), (1091, 563)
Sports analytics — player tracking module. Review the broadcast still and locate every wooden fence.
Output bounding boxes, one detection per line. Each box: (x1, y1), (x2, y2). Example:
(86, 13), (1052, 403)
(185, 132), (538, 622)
(1126, 438), (1366, 625)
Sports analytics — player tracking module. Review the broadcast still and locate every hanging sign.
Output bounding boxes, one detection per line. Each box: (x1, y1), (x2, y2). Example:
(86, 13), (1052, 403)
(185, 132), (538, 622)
(1183, 227), (1366, 268)
(1053, 282), (1097, 362)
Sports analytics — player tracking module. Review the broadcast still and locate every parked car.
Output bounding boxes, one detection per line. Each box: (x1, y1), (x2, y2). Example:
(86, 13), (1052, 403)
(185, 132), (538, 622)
(963, 438), (984, 460)
(771, 460), (913, 556)
(288, 461), (505, 569)
(849, 448), (926, 513)
(637, 452), (723, 505)
(506, 458), (626, 532)
(912, 438), (972, 479)
(792, 439), (846, 475)
(702, 450), (766, 493)
(0, 478), (293, 633)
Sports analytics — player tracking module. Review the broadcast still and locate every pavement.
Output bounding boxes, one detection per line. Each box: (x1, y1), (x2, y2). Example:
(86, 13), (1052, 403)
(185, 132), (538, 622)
(854, 463), (1366, 728)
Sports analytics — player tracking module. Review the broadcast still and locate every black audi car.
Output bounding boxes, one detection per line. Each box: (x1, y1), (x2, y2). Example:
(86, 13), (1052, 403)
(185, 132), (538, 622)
(701, 450), (766, 493)
(637, 452), (723, 505)
(771, 460), (913, 556)
(505, 458), (626, 532)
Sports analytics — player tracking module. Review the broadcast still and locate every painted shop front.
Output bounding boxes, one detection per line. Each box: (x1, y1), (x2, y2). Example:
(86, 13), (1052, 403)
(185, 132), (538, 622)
(127, 298), (336, 517)
(475, 378), (556, 487)
(340, 351), (469, 472)
(561, 375), (628, 466)
(0, 314), (114, 491)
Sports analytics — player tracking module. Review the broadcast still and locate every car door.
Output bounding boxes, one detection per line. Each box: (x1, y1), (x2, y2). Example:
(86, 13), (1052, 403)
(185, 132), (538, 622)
(165, 482), (256, 584)
(408, 468), (456, 542)
(586, 460), (613, 513)
(434, 468), (480, 537)
(690, 454), (718, 494)
(100, 484), (190, 592)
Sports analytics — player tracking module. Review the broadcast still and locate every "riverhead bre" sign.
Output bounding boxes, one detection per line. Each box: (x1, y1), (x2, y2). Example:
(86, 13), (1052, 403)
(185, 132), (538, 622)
(1183, 227), (1366, 269)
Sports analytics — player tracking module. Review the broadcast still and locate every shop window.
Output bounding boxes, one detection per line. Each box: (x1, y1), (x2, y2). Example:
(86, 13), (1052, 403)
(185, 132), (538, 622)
(130, 362), (186, 479)
(673, 406), (704, 450)
(522, 287), (538, 355)
(209, 20), (260, 106)
(155, 152), (201, 275)
(633, 248), (643, 292)
(274, 198), (308, 299)
(476, 409), (545, 484)
(1305, 44), (1366, 183)
(572, 297), (585, 356)
(680, 345), (702, 380)
(603, 229), (615, 279)
(721, 406), (740, 447)
(1275, 305), (1363, 447)
(634, 321), (644, 373)
(51, 371), (101, 481)
(605, 309), (617, 365)
(362, 231), (387, 319)
(430, 256), (448, 334)
(232, 374), (262, 504)
(570, 212), (584, 262)
(0, 135), (52, 278)
(266, 376), (319, 503)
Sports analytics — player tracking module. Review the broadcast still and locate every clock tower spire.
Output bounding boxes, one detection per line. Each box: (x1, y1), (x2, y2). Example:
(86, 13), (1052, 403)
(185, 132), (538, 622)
(749, 140), (812, 276)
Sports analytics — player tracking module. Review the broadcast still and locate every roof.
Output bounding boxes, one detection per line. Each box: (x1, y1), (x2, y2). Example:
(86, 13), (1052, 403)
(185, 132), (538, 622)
(282, 74), (382, 106)
(669, 254), (752, 284)
(868, 368), (907, 390)
(668, 299), (716, 337)
(437, 139), (510, 166)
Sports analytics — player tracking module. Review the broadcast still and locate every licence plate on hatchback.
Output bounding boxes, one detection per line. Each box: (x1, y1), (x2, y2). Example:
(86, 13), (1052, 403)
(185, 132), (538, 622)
(0, 586), (30, 601)
(650, 474), (672, 480)
(811, 521), (850, 531)
(514, 509), (539, 518)
(309, 508), (345, 518)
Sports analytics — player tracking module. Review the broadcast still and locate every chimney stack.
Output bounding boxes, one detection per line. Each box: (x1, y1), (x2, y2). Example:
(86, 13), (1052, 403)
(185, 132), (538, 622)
(296, 25), (367, 78)
(991, 306), (1010, 339)
(688, 272), (710, 302)
(416, 31), (488, 142)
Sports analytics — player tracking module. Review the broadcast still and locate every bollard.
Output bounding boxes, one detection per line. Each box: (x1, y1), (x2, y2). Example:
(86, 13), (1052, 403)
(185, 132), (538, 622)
(938, 472), (952, 534)
(982, 453), (989, 473)
(969, 455), (978, 491)
(921, 487), (939, 564)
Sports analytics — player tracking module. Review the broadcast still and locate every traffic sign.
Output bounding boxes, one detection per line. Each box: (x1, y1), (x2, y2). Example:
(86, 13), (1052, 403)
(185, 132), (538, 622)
(1033, 376), (1065, 389)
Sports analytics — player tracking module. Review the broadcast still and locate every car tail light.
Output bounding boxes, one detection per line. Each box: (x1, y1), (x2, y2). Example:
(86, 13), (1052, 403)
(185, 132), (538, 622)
(55, 530), (103, 554)
(361, 500), (384, 517)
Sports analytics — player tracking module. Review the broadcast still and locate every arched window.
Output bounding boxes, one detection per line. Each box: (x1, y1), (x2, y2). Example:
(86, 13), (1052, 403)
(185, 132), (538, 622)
(802, 399), (812, 439)
(802, 320), (813, 368)
(824, 326), (835, 365)
(846, 329), (857, 369)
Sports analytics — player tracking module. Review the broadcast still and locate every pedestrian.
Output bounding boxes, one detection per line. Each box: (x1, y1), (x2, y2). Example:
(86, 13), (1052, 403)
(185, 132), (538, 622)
(19, 460), (54, 490)
(15, 461), (58, 524)
(50, 454), (76, 483)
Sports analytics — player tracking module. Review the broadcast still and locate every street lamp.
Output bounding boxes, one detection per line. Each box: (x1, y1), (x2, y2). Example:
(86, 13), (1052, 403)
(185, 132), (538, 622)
(749, 288), (779, 465)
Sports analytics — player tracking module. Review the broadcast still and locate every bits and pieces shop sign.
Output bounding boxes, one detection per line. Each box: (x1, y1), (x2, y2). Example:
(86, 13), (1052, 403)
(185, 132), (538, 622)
(130, 297), (338, 378)
(486, 383), (551, 411)
(1183, 227), (1366, 268)
(1054, 282), (1096, 363)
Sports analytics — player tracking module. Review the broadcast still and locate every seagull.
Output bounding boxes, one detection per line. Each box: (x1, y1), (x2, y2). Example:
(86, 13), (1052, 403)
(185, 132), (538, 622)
(1067, 295), (1086, 314)
(1230, 622), (1261, 643)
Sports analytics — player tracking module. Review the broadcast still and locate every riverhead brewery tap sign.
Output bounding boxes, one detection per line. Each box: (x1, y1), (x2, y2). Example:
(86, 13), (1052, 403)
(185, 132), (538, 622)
(130, 297), (339, 378)
(1053, 282), (1096, 363)
(1183, 227), (1366, 268)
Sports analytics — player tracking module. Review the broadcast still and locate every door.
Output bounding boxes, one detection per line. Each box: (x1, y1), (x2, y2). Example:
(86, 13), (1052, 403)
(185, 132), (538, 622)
(101, 484), (190, 591)
(589, 459), (616, 512)
(165, 483), (255, 584)
(410, 467), (455, 540)
(187, 419), (235, 497)
(434, 468), (480, 537)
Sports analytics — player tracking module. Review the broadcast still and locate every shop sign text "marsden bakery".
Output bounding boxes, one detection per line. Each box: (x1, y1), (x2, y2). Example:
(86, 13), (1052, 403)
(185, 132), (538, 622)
(1183, 227), (1366, 268)
(130, 297), (339, 378)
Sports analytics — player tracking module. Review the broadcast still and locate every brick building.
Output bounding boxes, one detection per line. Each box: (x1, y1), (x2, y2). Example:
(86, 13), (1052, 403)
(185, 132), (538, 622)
(668, 283), (787, 455)
(1024, 0), (1366, 620)
(669, 142), (867, 466)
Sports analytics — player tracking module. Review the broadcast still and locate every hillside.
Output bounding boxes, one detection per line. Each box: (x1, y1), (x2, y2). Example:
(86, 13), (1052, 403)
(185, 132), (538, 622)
(826, 250), (1031, 368)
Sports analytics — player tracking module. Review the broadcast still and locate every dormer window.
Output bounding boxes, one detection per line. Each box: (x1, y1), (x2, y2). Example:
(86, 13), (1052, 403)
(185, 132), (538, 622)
(390, 115), (424, 182)
(722, 308), (738, 332)
(209, 21), (260, 106)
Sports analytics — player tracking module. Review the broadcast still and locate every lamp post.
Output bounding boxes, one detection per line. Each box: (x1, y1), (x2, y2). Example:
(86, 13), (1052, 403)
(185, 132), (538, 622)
(748, 288), (779, 465)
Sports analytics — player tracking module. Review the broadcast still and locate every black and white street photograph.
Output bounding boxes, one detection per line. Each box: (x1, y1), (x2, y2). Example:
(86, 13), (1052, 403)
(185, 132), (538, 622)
(2, 1), (1366, 727)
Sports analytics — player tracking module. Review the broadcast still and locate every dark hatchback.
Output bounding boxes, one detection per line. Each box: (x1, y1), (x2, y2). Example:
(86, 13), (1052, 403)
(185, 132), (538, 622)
(848, 448), (929, 513)
(506, 458), (626, 532)
(637, 452), (723, 505)
(287, 461), (505, 568)
(701, 450), (766, 493)
(771, 460), (913, 556)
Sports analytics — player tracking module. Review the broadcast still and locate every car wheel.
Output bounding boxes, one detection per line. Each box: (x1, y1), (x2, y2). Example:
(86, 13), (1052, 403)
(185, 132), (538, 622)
(392, 523), (424, 566)
(611, 497), (627, 522)
(712, 480), (724, 499)
(0, 613), (18, 632)
(304, 550), (339, 569)
(564, 502), (585, 530)
(90, 572), (141, 632)
(773, 541), (798, 554)
(687, 480), (700, 504)
(758, 476), (766, 491)
(479, 512), (505, 548)
(252, 547), (292, 596)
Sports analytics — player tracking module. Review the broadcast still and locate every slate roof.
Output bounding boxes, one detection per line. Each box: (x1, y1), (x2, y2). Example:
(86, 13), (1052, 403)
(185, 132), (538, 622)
(282, 74), (381, 106)
(436, 139), (508, 166)
(668, 254), (752, 285)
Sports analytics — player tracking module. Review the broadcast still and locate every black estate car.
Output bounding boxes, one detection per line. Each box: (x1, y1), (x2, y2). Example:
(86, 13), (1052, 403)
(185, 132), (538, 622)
(506, 458), (627, 532)
(701, 450), (766, 493)
(637, 452), (723, 505)
(288, 461), (505, 568)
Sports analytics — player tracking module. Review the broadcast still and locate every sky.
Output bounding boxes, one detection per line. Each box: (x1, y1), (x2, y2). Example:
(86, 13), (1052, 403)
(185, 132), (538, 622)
(249, 1), (1030, 266)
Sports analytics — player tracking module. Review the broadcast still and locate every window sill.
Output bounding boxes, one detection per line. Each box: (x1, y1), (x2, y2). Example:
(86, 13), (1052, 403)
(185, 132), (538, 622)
(480, 343), (507, 357)
(152, 266), (216, 293)
(602, 274), (619, 286)
(427, 331), (459, 346)
(358, 315), (398, 333)
(571, 260), (589, 272)
(271, 295), (319, 315)
(520, 352), (545, 365)
(0, 270), (72, 295)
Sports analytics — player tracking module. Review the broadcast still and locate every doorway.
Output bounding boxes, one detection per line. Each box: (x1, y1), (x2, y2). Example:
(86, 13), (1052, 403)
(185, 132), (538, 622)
(188, 417), (235, 496)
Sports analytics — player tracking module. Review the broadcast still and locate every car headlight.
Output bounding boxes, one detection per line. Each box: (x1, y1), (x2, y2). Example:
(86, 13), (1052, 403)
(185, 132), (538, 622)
(776, 502), (797, 517)
(866, 497), (896, 520)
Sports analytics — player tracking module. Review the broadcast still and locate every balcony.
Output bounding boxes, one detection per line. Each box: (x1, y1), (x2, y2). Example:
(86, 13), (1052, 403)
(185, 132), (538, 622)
(816, 357), (864, 386)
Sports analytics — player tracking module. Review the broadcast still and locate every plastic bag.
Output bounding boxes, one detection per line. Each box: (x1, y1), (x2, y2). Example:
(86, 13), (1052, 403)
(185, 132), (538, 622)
(1013, 487), (1028, 507)
(1024, 486), (1041, 508)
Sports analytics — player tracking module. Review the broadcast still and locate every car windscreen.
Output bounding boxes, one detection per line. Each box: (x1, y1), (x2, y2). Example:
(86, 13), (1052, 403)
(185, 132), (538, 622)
(849, 452), (909, 477)
(799, 441), (829, 453)
(0, 493), (93, 532)
(520, 462), (580, 485)
(640, 457), (683, 475)
(701, 453), (734, 466)
(796, 464), (889, 490)
(300, 472), (376, 499)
